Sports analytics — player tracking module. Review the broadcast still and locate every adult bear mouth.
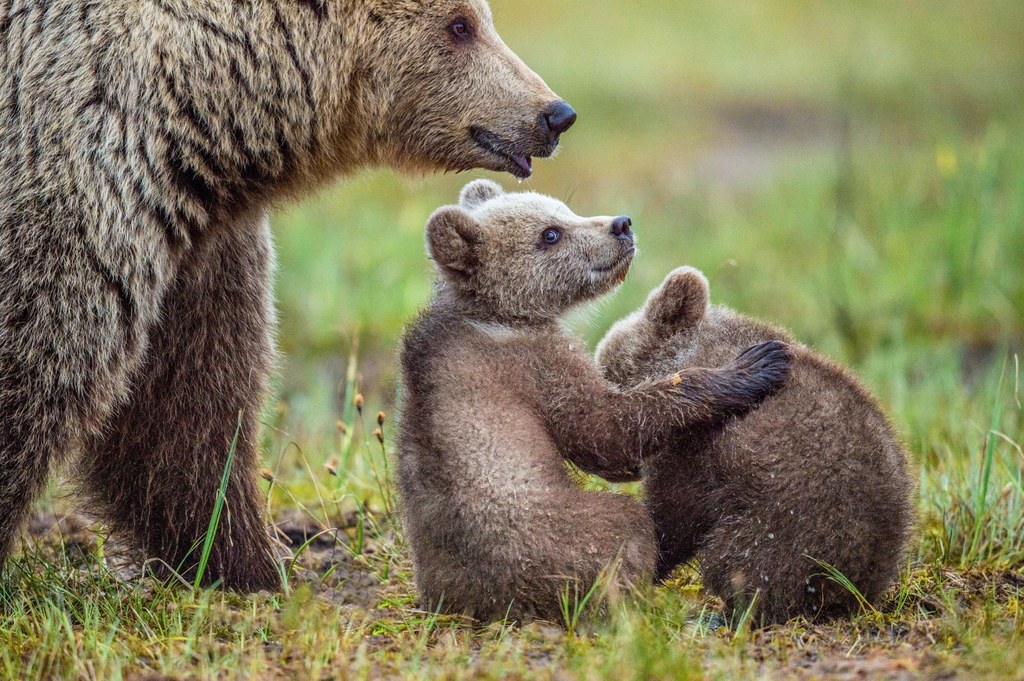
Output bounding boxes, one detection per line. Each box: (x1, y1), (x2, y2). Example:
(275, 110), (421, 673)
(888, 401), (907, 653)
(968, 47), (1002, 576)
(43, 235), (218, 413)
(471, 127), (551, 179)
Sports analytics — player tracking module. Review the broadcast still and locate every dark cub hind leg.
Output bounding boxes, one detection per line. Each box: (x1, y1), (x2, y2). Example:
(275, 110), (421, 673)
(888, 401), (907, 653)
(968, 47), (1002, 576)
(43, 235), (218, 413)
(82, 220), (280, 590)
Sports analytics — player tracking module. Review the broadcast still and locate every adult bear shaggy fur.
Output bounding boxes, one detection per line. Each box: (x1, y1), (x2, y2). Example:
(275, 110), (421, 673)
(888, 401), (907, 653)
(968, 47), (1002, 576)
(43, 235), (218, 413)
(0, 0), (576, 590)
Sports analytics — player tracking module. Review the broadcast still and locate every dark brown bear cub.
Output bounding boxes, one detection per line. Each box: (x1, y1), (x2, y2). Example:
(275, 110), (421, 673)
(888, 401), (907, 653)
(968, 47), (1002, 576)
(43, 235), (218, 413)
(396, 181), (793, 623)
(597, 266), (914, 625)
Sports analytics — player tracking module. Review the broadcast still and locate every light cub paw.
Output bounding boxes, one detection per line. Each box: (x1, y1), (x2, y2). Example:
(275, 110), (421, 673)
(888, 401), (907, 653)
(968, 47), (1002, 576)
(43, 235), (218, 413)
(719, 340), (793, 415)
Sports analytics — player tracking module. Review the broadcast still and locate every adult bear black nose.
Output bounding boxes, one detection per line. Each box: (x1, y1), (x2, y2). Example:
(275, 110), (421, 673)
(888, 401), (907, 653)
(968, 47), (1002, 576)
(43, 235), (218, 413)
(611, 216), (632, 239)
(543, 101), (577, 138)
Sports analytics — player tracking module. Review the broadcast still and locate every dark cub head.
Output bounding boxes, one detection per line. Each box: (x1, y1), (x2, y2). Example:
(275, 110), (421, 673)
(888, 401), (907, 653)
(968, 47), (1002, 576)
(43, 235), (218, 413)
(596, 266), (711, 386)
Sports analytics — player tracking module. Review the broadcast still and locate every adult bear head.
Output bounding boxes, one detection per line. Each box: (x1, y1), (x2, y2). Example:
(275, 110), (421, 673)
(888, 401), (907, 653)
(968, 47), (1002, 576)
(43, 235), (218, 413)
(150, 1), (576, 201)
(350, 0), (576, 179)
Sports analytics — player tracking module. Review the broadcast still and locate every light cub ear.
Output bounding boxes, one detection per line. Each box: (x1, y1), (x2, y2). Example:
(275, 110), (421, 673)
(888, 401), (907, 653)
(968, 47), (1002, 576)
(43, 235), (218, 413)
(459, 179), (504, 210)
(426, 206), (482, 277)
(644, 266), (710, 330)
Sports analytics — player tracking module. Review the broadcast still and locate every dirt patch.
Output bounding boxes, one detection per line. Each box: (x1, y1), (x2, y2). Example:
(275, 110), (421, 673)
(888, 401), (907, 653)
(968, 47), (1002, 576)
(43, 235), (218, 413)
(24, 511), (99, 564)
(772, 650), (953, 681)
(22, 509), (393, 610)
(272, 509), (393, 609)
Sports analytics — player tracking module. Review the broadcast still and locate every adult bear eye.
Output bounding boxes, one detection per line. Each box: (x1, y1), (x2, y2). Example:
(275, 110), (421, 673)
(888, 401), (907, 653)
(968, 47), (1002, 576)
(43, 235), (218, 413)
(541, 227), (562, 245)
(449, 19), (472, 41)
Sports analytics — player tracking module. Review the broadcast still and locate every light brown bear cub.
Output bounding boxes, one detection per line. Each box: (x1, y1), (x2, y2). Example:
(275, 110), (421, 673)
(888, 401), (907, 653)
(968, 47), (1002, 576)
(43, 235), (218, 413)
(596, 267), (914, 625)
(397, 181), (793, 622)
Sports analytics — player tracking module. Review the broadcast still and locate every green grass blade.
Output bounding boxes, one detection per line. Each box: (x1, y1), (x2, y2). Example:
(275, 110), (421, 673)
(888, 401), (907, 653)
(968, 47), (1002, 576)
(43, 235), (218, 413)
(964, 360), (1007, 566)
(193, 412), (244, 589)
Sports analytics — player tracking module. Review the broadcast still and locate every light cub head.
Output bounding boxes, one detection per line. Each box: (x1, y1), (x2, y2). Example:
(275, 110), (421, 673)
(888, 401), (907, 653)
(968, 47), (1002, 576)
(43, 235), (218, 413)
(596, 267), (710, 386)
(426, 179), (636, 321)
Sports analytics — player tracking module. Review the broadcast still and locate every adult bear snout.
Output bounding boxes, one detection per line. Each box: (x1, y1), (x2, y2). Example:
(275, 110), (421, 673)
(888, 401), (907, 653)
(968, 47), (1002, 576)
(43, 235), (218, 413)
(541, 100), (577, 140)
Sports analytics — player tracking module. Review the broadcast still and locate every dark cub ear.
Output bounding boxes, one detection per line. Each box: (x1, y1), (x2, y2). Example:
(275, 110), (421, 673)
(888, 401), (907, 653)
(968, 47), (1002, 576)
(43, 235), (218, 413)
(644, 266), (710, 330)
(459, 179), (504, 210)
(426, 206), (482, 277)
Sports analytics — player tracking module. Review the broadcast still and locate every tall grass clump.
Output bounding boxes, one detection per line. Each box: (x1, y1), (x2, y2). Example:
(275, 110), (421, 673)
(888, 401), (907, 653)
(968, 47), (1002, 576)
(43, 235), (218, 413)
(923, 358), (1024, 567)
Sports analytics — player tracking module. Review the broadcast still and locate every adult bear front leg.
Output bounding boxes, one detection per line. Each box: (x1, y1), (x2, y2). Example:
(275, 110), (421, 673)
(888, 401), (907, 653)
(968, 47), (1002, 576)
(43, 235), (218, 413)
(0, 209), (155, 570)
(82, 217), (280, 591)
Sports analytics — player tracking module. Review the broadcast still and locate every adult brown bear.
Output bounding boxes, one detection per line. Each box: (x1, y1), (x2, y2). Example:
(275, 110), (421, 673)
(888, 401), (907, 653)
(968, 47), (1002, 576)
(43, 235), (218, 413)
(0, 0), (575, 590)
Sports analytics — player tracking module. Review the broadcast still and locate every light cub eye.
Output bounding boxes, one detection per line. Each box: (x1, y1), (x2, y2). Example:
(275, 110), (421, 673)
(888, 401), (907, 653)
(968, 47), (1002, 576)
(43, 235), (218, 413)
(541, 227), (562, 245)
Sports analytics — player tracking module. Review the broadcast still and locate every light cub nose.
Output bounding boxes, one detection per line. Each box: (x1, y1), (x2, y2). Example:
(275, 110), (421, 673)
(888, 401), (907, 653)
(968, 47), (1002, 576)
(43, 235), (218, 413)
(611, 216), (633, 240)
(542, 100), (577, 139)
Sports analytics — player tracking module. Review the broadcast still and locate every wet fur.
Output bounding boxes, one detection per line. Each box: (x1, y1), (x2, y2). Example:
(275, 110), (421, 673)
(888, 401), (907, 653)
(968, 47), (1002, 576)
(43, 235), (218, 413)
(597, 267), (915, 625)
(0, 0), (569, 590)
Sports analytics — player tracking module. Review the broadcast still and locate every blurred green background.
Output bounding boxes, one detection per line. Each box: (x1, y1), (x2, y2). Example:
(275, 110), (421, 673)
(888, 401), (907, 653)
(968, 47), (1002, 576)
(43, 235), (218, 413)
(267, 0), (1023, 529)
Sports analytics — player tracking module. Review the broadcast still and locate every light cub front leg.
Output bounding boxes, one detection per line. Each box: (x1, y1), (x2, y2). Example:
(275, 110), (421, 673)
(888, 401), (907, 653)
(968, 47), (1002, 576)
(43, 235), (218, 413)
(536, 339), (791, 478)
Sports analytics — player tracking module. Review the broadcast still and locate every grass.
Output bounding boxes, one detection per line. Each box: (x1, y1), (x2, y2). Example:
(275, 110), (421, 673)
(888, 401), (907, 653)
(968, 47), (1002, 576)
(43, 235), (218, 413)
(191, 414), (244, 589)
(4, 0), (1024, 678)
